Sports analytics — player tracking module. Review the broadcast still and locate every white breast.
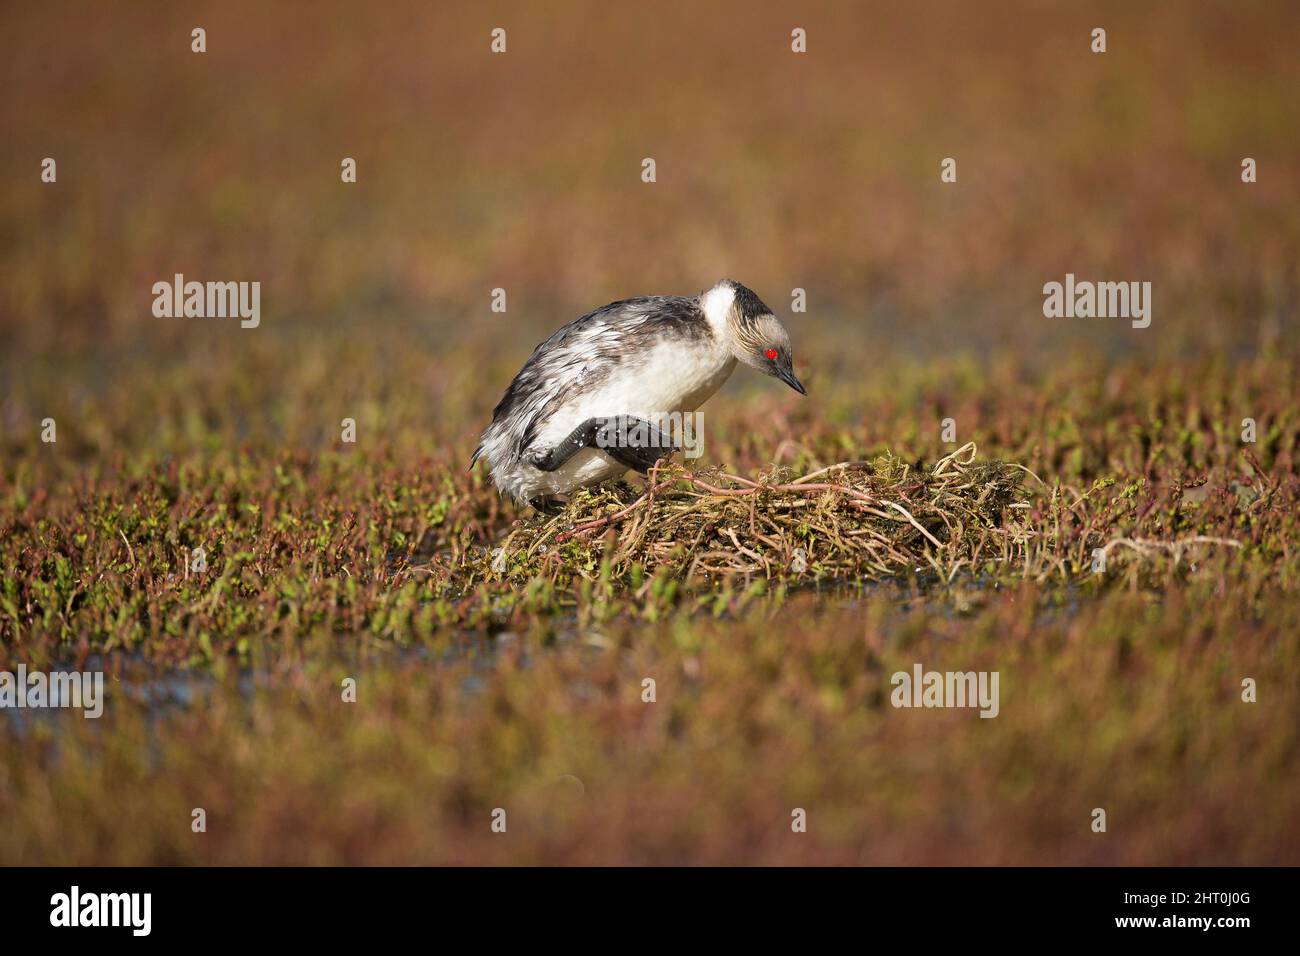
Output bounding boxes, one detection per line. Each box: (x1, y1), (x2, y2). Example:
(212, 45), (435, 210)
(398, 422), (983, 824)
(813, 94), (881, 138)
(536, 339), (736, 448)
(514, 339), (735, 498)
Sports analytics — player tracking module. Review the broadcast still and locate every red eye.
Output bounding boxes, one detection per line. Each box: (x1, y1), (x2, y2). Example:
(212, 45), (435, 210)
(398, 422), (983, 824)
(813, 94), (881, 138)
(765, 348), (778, 360)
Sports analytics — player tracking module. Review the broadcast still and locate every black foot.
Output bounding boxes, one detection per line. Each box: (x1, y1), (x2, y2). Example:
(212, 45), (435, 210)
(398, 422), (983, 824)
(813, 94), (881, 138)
(596, 415), (679, 473)
(527, 418), (602, 473)
(527, 416), (680, 476)
(528, 495), (566, 516)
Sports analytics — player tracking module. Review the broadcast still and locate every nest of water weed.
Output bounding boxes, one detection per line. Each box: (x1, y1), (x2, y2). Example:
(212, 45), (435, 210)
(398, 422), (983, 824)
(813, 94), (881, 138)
(478, 442), (1032, 586)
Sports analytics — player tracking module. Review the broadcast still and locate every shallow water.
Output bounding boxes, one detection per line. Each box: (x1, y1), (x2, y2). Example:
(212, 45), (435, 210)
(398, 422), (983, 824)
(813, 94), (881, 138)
(1, 570), (1079, 734)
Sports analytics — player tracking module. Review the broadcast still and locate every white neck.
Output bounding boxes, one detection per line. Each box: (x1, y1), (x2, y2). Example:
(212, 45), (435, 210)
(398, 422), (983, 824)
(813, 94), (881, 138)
(699, 283), (736, 339)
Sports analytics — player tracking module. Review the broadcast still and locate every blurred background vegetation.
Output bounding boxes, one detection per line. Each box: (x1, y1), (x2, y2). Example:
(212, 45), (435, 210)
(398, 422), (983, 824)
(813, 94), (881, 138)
(3, 1), (1297, 434)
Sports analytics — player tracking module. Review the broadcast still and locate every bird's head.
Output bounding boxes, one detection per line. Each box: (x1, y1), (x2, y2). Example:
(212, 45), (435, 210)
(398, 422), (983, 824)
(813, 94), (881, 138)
(702, 279), (806, 395)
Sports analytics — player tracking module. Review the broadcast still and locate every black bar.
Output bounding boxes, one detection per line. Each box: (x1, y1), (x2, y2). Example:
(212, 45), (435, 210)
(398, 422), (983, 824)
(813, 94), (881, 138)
(0, 866), (1284, 942)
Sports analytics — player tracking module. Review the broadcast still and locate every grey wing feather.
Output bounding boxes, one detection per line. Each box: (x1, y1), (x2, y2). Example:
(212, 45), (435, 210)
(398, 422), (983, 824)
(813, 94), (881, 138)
(476, 296), (706, 465)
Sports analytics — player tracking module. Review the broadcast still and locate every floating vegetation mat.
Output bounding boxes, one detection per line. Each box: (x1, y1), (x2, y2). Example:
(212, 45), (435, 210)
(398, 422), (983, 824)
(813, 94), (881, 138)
(468, 443), (1033, 587)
